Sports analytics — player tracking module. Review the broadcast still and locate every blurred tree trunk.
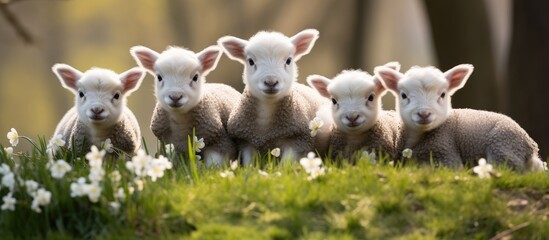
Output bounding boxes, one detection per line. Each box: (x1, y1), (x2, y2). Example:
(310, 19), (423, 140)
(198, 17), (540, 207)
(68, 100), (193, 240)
(167, 0), (192, 46)
(43, 1), (69, 121)
(507, 1), (549, 158)
(423, 0), (500, 111)
(349, 0), (369, 69)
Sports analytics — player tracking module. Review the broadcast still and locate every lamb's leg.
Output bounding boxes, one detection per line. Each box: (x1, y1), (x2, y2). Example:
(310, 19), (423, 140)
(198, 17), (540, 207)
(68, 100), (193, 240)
(241, 145), (257, 166)
(203, 149), (225, 167)
(526, 155), (546, 171)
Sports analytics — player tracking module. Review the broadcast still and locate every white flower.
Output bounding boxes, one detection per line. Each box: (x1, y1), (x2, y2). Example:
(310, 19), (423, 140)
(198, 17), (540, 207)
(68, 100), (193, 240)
(147, 163), (164, 182)
(155, 155), (173, 170)
(193, 136), (205, 153)
(47, 134), (65, 151)
(109, 201), (121, 215)
(31, 188), (52, 213)
(6, 128), (19, 147)
(70, 177), (87, 197)
(147, 155), (172, 182)
(274, 171), (282, 177)
(109, 170), (121, 183)
(84, 183), (101, 203)
(126, 149), (151, 177)
(134, 179), (144, 191)
(0, 163), (10, 175)
(230, 160), (239, 171)
(115, 187), (126, 202)
(1, 172), (15, 192)
(300, 152), (323, 173)
(1, 192), (16, 211)
(258, 170), (269, 177)
(86, 146), (105, 168)
(309, 117), (324, 137)
(101, 138), (113, 153)
(88, 167), (105, 183)
(402, 148), (413, 159)
(307, 167), (326, 181)
(4, 147), (13, 159)
(473, 158), (493, 179)
(220, 170), (235, 178)
(542, 161), (548, 171)
(165, 144), (175, 155)
(25, 180), (39, 195)
(128, 186), (135, 195)
(271, 148), (281, 158)
(50, 159), (72, 179)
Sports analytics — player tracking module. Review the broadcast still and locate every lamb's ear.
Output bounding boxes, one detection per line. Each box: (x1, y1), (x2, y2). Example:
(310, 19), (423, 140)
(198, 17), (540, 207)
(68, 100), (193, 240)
(444, 64), (474, 95)
(197, 46), (222, 76)
(130, 46), (159, 73)
(373, 61), (401, 93)
(52, 63), (83, 92)
(119, 67), (145, 95)
(218, 36), (248, 64)
(291, 29), (319, 61)
(374, 66), (404, 93)
(306, 75), (331, 98)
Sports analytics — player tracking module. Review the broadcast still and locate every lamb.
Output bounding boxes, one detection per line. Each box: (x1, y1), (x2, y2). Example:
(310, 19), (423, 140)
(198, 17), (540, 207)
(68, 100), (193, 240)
(52, 64), (144, 154)
(218, 29), (329, 165)
(130, 45), (240, 166)
(307, 62), (401, 160)
(374, 64), (546, 171)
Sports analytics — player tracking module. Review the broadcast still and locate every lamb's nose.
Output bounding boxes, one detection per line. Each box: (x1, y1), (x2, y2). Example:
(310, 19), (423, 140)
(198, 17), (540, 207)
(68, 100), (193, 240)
(417, 111), (431, 120)
(264, 80), (279, 88)
(91, 107), (104, 115)
(346, 114), (359, 123)
(169, 95), (183, 102)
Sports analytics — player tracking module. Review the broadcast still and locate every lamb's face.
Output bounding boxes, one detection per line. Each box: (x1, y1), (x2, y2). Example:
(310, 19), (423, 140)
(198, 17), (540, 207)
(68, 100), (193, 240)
(375, 64), (473, 133)
(131, 46), (221, 114)
(309, 71), (382, 134)
(154, 49), (204, 113)
(330, 72), (382, 133)
(52, 64), (144, 129)
(75, 70), (127, 127)
(243, 34), (296, 100)
(219, 29), (319, 101)
(396, 69), (451, 132)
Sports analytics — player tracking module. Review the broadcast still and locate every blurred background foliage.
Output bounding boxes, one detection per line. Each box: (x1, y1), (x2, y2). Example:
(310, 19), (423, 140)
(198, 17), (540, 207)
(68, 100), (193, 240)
(1, 0), (548, 156)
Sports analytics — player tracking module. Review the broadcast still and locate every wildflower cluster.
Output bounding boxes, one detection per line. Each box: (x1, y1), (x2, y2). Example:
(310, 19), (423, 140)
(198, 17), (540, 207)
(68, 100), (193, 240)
(1, 129), (53, 213)
(1, 128), (175, 216)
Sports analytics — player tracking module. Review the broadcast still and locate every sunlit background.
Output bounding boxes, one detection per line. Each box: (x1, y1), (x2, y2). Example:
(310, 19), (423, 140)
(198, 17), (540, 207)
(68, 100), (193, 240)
(1, 0), (547, 157)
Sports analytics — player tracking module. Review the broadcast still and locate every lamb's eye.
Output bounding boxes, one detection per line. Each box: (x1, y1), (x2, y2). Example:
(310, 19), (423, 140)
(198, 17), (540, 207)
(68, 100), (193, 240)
(192, 74), (198, 82)
(401, 92), (407, 99)
(79, 91), (85, 98)
(113, 93), (120, 100)
(248, 58), (255, 66)
(440, 92), (446, 98)
(331, 98), (337, 105)
(157, 74), (163, 82)
(285, 57), (292, 65)
(368, 93), (375, 102)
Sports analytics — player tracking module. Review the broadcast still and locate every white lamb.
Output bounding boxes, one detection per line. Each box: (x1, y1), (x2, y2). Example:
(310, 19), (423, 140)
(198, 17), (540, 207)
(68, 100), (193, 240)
(307, 62), (401, 160)
(374, 64), (546, 171)
(52, 64), (144, 154)
(218, 29), (329, 164)
(130, 45), (241, 166)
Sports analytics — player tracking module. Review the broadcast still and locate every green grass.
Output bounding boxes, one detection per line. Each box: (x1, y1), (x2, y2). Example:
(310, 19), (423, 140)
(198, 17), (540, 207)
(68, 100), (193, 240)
(1, 137), (548, 239)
